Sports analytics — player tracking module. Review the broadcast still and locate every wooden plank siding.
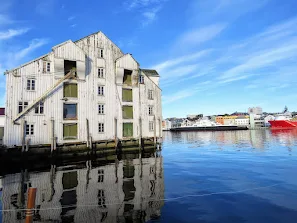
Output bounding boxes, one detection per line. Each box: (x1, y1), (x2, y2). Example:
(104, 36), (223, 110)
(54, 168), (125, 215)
(3, 32), (162, 147)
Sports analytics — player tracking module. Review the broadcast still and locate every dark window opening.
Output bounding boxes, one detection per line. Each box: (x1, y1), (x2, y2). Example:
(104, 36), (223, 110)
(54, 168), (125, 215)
(123, 180), (135, 201)
(98, 190), (106, 208)
(18, 101), (28, 114)
(62, 171), (78, 190)
(63, 104), (77, 119)
(123, 69), (132, 86)
(64, 60), (77, 75)
(26, 124), (34, 136)
(35, 102), (44, 114)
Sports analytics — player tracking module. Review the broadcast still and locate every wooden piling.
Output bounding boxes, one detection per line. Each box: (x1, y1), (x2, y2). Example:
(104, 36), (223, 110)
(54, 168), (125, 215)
(25, 138), (30, 152)
(139, 118), (142, 148)
(22, 120), (27, 152)
(114, 118), (118, 149)
(86, 119), (90, 148)
(25, 188), (37, 223)
(154, 115), (157, 146)
(51, 119), (55, 152)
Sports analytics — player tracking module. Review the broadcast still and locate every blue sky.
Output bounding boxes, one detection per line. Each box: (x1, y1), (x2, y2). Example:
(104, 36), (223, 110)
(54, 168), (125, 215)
(1, 0), (297, 118)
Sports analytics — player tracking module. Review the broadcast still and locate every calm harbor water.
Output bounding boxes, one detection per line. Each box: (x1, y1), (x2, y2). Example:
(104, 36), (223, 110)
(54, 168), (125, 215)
(1, 129), (297, 222)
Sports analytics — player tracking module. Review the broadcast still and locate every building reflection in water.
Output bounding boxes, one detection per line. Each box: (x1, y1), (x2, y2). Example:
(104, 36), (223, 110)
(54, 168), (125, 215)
(1, 152), (164, 223)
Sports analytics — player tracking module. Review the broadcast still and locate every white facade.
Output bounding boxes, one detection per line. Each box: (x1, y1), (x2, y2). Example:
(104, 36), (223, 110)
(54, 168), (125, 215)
(1, 155), (164, 223)
(235, 117), (249, 126)
(0, 115), (4, 127)
(4, 32), (162, 147)
(248, 107), (263, 115)
(162, 119), (172, 130)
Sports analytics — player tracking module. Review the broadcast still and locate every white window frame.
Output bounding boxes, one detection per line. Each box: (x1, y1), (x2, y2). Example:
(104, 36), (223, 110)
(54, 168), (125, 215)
(35, 102), (44, 114)
(98, 86), (104, 96)
(149, 121), (154, 132)
(98, 68), (104, 78)
(148, 106), (153, 116)
(99, 49), (104, 58)
(139, 75), (144, 84)
(99, 123), (105, 133)
(148, 90), (153, 100)
(26, 79), (36, 91)
(25, 124), (34, 136)
(43, 61), (51, 73)
(98, 104), (105, 114)
(18, 101), (28, 114)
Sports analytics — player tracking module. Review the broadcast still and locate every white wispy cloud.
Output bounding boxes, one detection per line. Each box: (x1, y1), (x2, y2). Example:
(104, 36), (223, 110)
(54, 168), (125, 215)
(124, 0), (166, 26)
(36, 0), (55, 16)
(68, 16), (75, 21)
(125, 0), (165, 10)
(153, 50), (212, 72)
(70, 24), (77, 28)
(0, 14), (13, 26)
(176, 23), (227, 47)
(14, 38), (49, 61)
(0, 28), (29, 40)
(142, 7), (161, 26)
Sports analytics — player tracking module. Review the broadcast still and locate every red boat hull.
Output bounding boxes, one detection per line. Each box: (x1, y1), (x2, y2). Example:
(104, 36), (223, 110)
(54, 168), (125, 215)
(269, 120), (297, 129)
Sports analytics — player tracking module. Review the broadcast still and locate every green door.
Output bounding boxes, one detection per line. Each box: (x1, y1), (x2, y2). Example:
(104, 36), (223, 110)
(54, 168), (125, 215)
(63, 124), (78, 140)
(123, 123), (133, 137)
(122, 89), (133, 102)
(0, 127), (4, 140)
(123, 106), (133, 119)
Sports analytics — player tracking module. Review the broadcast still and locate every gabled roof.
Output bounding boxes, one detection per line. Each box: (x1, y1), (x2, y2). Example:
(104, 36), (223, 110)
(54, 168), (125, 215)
(141, 69), (159, 77)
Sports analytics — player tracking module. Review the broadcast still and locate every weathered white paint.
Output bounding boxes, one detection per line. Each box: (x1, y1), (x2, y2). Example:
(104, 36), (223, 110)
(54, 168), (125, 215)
(4, 31), (162, 147)
(0, 115), (4, 127)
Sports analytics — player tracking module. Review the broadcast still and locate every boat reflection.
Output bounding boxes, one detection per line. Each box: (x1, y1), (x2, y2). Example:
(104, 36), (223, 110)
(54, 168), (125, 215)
(1, 152), (164, 223)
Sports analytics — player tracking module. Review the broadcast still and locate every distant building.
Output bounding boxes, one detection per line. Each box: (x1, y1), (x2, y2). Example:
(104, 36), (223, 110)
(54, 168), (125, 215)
(187, 114), (203, 120)
(235, 116), (249, 126)
(162, 119), (172, 130)
(216, 115), (238, 125)
(0, 108), (4, 144)
(248, 107), (263, 115)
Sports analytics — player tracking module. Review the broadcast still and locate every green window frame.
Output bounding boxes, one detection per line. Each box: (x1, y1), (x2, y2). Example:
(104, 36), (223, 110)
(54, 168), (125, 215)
(123, 106), (133, 119)
(63, 124), (78, 140)
(122, 89), (133, 102)
(123, 123), (133, 137)
(64, 83), (78, 98)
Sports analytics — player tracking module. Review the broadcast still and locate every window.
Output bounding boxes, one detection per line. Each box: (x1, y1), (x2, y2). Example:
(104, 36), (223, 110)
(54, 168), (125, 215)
(122, 106), (133, 119)
(27, 79), (35, 91)
(98, 169), (104, 182)
(123, 70), (132, 86)
(148, 90), (153, 100)
(18, 101), (28, 113)
(98, 190), (106, 208)
(98, 86), (104, 96)
(43, 61), (51, 73)
(149, 121), (154, 132)
(123, 123), (133, 137)
(139, 75), (144, 84)
(35, 102), (44, 114)
(99, 123), (104, 133)
(64, 83), (78, 98)
(26, 124), (34, 136)
(98, 68), (104, 78)
(98, 104), (104, 114)
(63, 124), (77, 140)
(148, 106), (153, 115)
(63, 104), (77, 119)
(99, 49), (104, 58)
(122, 89), (132, 102)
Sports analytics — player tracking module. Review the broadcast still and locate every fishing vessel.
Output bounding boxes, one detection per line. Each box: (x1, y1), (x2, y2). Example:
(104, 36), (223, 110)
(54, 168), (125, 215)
(170, 118), (248, 131)
(268, 107), (297, 129)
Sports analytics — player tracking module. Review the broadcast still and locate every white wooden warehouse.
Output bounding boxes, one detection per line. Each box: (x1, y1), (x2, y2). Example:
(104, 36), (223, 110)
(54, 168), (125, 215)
(3, 31), (162, 147)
